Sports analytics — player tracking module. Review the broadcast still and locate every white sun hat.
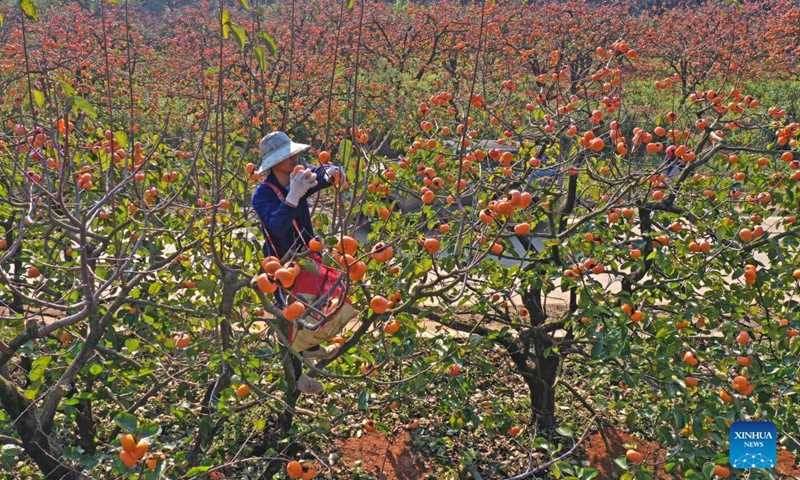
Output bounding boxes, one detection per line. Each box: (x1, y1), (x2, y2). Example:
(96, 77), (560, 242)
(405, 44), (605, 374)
(256, 131), (310, 174)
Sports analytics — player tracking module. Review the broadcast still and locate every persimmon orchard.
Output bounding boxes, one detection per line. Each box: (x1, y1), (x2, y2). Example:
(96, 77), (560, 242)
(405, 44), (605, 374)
(1, 0), (799, 479)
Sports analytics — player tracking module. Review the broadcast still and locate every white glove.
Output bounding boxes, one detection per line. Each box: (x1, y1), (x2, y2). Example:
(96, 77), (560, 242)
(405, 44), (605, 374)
(285, 168), (317, 207)
(325, 165), (346, 184)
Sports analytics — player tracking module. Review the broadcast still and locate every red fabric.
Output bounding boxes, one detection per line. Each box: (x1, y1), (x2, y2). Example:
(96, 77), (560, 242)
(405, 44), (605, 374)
(292, 255), (351, 305)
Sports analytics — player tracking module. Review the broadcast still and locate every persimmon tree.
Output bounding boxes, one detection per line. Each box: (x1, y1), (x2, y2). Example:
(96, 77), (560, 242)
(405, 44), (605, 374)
(1, 0), (800, 479)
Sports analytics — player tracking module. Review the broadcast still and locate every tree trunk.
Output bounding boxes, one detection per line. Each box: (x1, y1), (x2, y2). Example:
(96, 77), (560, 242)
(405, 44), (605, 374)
(530, 333), (559, 428)
(520, 282), (560, 428)
(0, 373), (77, 480)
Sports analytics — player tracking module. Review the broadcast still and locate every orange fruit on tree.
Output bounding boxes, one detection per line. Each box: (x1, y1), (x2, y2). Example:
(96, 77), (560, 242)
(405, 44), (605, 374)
(733, 376), (750, 393)
(713, 465), (731, 478)
(286, 460), (304, 479)
(274, 268), (296, 288)
(621, 303), (633, 315)
(146, 458), (158, 470)
(308, 237), (323, 253)
(121, 434), (136, 453)
(27, 266), (41, 278)
(261, 256), (281, 274)
(684, 351), (699, 366)
(684, 376), (699, 387)
(174, 334), (190, 348)
(318, 151), (330, 163)
(652, 190), (664, 200)
(630, 249), (642, 259)
(337, 235), (358, 255)
(736, 356), (752, 367)
(236, 384), (250, 398)
(626, 449), (644, 463)
(371, 242), (394, 262)
(384, 320), (401, 335)
(736, 331), (751, 345)
(120, 450), (138, 468)
(283, 301), (306, 321)
(370, 296), (389, 314)
(132, 439), (148, 460)
(348, 261), (367, 281)
(589, 138), (605, 151)
(738, 229), (752, 242)
(719, 390), (733, 403)
(422, 237), (440, 254)
(630, 310), (643, 322)
(256, 274), (278, 294)
(515, 223), (531, 235)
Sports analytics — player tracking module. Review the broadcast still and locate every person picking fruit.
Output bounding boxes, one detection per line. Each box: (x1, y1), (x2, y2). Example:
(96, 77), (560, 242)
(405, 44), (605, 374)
(252, 131), (348, 395)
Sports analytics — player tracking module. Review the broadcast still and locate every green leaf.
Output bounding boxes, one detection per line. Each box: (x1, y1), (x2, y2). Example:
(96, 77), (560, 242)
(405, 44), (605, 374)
(0, 13), (4, 27)
(347, 0), (355, 8)
(664, 462), (677, 473)
(229, 22), (247, 51)
(138, 421), (161, 438)
(61, 81), (75, 97)
(683, 469), (702, 480)
(148, 281), (163, 295)
(236, 0), (250, 8)
(114, 131), (128, 148)
(125, 338), (140, 352)
(258, 32), (277, 55)
(89, 363), (104, 375)
(107, 0), (120, 4)
(29, 356), (51, 382)
(338, 138), (353, 167)
(254, 46), (266, 71)
(702, 462), (715, 479)
(185, 466), (211, 477)
(357, 389), (368, 411)
(613, 457), (628, 470)
(114, 412), (138, 434)
(33, 90), (44, 108)
(20, 0), (37, 20)
(556, 426), (574, 437)
(70, 96), (97, 119)
(220, 9), (230, 39)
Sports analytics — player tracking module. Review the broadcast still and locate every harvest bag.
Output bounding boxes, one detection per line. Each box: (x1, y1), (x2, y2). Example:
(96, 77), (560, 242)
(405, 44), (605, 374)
(261, 181), (358, 351)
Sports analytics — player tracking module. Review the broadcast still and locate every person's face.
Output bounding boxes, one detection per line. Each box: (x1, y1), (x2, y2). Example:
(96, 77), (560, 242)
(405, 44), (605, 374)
(273, 154), (301, 174)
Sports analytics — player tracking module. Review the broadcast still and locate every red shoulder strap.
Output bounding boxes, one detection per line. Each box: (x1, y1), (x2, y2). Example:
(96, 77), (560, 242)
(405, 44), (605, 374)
(261, 180), (307, 255)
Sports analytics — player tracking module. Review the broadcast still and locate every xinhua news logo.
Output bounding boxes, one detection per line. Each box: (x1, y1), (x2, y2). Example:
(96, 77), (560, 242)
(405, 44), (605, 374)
(730, 421), (777, 469)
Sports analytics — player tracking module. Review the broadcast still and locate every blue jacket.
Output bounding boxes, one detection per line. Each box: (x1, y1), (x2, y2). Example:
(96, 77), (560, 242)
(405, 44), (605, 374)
(252, 164), (332, 259)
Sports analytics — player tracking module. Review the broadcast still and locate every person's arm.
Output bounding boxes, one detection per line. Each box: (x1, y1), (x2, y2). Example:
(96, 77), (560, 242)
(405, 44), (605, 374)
(252, 184), (297, 240)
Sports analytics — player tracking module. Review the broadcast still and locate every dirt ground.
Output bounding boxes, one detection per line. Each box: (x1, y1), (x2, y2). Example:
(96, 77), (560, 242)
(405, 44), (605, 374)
(333, 425), (800, 480)
(335, 430), (433, 480)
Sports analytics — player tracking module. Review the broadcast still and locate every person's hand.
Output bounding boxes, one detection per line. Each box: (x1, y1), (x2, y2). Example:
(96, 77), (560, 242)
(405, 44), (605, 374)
(325, 165), (346, 184)
(285, 168), (317, 207)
